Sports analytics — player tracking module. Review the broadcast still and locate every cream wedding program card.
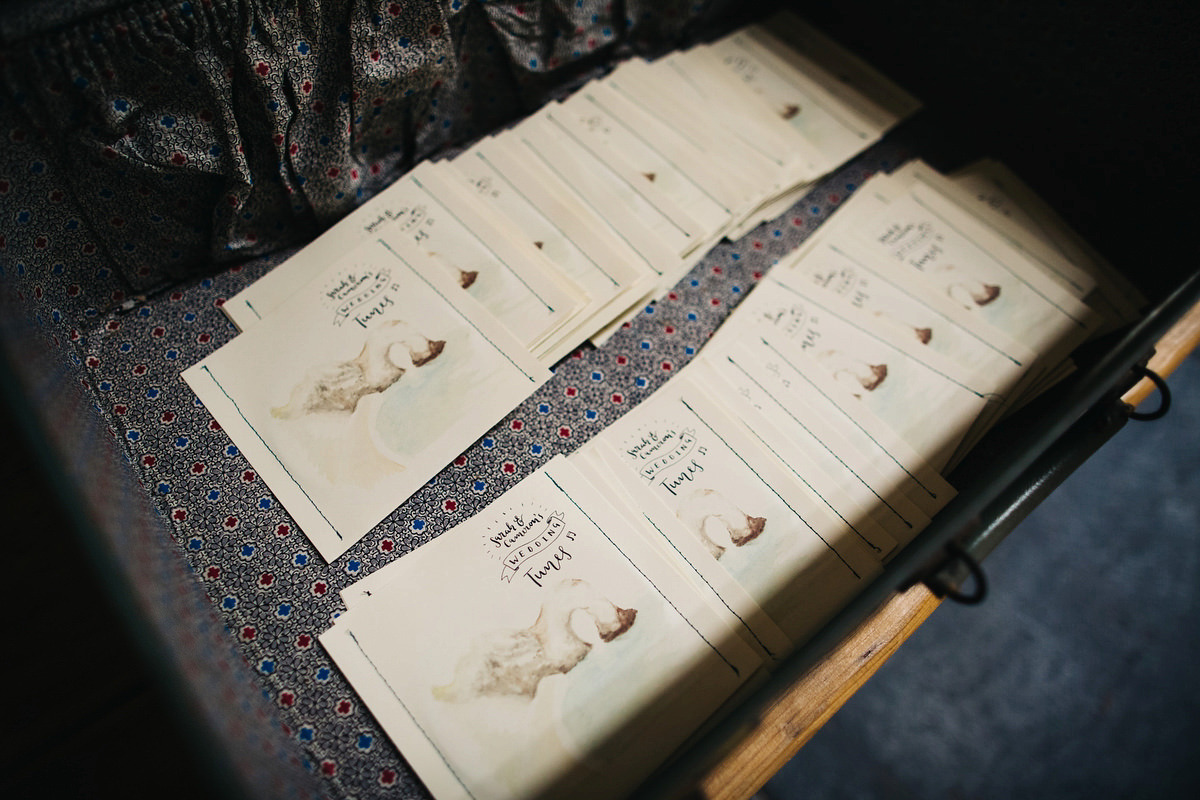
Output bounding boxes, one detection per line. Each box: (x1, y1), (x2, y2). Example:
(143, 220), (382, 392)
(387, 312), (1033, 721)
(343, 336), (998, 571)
(664, 49), (822, 188)
(555, 87), (734, 246)
(380, 163), (585, 358)
(746, 12), (922, 129)
(826, 173), (1103, 374)
(682, 356), (906, 560)
(571, 439), (794, 662)
(705, 334), (956, 518)
(447, 140), (655, 341)
(583, 80), (755, 219)
(184, 238), (552, 561)
(469, 135), (663, 282)
(889, 160), (1097, 303)
(340, 443), (793, 663)
(513, 109), (696, 278)
(601, 59), (778, 211)
(322, 457), (759, 800)
(946, 158), (1144, 330)
(702, 31), (883, 177)
(605, 55), (820, 237)
(594, 374), (881, 644)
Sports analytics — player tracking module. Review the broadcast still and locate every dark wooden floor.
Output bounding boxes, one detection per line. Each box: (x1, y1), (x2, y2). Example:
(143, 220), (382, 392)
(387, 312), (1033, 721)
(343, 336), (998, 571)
(0, 400), (216, 799)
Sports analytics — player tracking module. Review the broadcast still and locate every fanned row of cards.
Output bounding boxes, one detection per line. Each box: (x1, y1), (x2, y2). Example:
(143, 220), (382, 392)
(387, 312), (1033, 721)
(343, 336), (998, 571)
(322, 151), (1146, 798)
(182, 11), (921, 561)
(771, 157), (1145, 466)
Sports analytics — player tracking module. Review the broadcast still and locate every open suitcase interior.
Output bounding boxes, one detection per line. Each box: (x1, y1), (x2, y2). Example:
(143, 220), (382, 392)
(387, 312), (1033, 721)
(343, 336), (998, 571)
(1, 2), (1197, 798)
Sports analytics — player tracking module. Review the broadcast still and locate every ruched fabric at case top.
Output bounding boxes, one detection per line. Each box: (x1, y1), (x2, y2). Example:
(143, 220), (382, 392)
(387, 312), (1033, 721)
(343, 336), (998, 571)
(0, 0), (728, 296)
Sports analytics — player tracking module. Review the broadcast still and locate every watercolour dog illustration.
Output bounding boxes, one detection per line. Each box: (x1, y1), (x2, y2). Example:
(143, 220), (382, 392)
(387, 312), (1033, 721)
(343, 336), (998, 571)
(271, 320), (445, 419)
(817, 349), (888, 398)
(676, 488), (767, 560)
(931, 263), (1001, 309)
(425, 250), (478, 289)
(869, 310), (933, 345)
(433, 578), (637, 703)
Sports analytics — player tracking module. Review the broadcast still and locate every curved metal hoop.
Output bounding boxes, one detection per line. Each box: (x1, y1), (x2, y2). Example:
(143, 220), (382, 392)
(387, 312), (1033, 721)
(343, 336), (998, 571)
(925, 542), (988, 605)
(1129, 366), (1171, 421)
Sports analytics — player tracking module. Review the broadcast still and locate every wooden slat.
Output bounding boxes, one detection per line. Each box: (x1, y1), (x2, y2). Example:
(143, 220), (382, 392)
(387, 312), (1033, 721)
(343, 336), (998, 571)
(1122, 301), (1200, 408)
(695, 584), (942, 799)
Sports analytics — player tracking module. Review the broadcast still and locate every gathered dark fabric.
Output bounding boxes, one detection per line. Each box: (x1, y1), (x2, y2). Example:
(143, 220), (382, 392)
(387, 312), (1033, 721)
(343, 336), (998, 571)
(1, 0), (727, 292)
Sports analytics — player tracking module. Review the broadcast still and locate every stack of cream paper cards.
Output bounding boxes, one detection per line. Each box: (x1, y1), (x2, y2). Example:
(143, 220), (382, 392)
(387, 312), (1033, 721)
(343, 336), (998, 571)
(181, 6), (1140, 790)
(183, 238), (556, 561)
(323, 151), (1141, 797)
(946, 158), (1146, 336)
(769, 158), (1144, 465)
(324, 456), (763, 800)
(185, 11), (919, 562)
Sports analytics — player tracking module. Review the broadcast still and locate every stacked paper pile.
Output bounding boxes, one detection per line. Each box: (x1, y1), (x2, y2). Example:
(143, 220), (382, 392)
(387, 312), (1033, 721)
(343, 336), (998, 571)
(325, 152), (1144, 799)
(780, 158), (1145, 466)
(325, 456), (763, 800)
(184, 11), (919, 561)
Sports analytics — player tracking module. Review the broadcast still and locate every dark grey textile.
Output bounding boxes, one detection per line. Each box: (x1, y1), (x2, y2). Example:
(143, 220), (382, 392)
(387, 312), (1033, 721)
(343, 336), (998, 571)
(767, 353), (1200, 800)
(0, 0), (745, 292)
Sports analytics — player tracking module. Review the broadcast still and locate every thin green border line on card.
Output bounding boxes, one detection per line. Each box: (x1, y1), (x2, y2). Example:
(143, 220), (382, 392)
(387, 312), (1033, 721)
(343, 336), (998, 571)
(638, 511), (777, 659)
(908, 191), (1090, 329)
(758, 336), (943, 502)
(198, 365), (343, 541)
(827, 242), (1026, 367)
(410, 174), (558, 312)
(519, 135), (666, 277)
(722, 352), (915, 530)
(770, 278), (989, 399)
(345, 629), (479, 800)
(473, 150), (623, 288)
